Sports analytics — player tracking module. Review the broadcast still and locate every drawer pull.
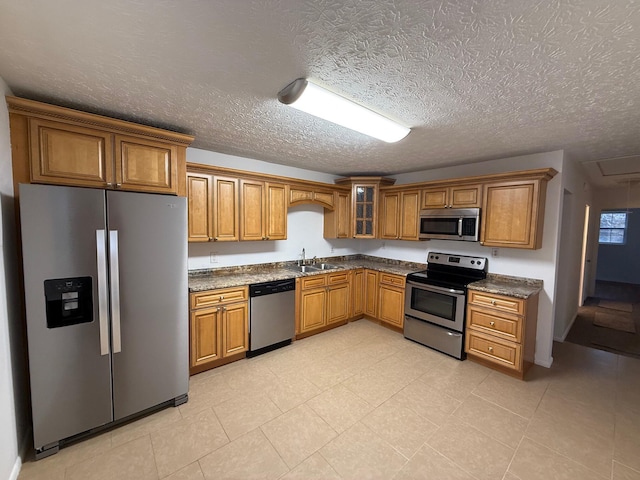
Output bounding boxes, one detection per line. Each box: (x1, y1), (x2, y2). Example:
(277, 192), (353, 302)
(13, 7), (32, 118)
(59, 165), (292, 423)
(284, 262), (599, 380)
(219, 296), (224, 301)
(489, 321), (495, 327)
(491, 300), (497, 305)
(488, 346), (494, 353)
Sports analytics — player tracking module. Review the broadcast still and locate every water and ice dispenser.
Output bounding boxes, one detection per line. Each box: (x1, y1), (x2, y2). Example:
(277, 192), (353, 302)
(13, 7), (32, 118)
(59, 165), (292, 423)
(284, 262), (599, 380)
(44, 277), (93, 328)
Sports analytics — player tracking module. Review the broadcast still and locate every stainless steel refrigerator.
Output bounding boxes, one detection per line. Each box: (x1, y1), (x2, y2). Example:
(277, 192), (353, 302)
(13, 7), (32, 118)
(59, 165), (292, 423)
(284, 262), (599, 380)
(20, 183), (189, 459)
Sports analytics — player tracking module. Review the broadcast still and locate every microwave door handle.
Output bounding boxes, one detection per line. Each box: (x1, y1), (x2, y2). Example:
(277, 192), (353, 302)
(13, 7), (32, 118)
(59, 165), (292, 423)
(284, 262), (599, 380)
(458, 217), (463, 237)
(407, 281), (465, 296)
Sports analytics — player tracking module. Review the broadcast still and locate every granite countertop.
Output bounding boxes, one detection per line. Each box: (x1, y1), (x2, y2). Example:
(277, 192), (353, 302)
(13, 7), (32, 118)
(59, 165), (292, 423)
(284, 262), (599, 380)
(468, 273), (543, 299)
(188, 255), (425, 292)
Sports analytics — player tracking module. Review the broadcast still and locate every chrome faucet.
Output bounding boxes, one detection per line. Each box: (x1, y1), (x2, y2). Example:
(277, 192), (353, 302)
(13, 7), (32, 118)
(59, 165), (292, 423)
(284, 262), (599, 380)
(299, 248), (306, 266)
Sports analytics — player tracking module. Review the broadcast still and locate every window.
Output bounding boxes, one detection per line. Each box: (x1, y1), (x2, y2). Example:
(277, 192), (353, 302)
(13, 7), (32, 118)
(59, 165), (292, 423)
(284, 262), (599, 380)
(599, 211), (628, 244)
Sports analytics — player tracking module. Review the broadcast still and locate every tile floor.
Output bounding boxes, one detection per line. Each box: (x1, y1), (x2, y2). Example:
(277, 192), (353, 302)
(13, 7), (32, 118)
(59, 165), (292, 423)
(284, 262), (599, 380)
(18, 319), (640, 480)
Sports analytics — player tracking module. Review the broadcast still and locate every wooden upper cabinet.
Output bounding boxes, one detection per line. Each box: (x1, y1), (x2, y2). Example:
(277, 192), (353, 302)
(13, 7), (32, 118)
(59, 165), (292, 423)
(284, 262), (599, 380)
(421, 184), (481, 209)
(265, 183), (287, 240)
(240, 180), (287, 241)
(240, 179), (265, 241)
(187, 172), (213, 242)
(29, 118), (115, 188)
(481, 178), (547, 249)
(324, 190), (350, 239)
(114, 135), (178, 194)
(380, 190), (420, 240)
(187, 173), (239, 242)
(9, 97), (193, 195)
(289, 186), (335, 208)
(212, 176), (239, 242)
(380, 191), (400, 240)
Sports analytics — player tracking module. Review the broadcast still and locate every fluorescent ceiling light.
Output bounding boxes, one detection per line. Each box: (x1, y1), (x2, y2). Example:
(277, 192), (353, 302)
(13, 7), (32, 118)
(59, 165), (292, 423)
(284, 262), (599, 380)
(278, 78), (410, 143)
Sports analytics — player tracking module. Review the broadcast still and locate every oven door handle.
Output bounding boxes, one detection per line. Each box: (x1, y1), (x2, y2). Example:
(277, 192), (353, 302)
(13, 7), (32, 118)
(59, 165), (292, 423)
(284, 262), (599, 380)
(458, 217), (463, 237)
(407, 280), (465, 296)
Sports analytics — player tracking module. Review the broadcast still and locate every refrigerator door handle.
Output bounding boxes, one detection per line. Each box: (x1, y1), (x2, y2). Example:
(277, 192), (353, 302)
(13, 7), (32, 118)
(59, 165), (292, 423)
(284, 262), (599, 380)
(96, 230), (110, 356)
(109, 230), (122, 354)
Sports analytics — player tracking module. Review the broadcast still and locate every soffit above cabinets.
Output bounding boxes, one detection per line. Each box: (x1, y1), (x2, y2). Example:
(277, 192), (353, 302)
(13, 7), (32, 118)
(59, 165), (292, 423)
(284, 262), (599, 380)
(0, 0), (639, 182)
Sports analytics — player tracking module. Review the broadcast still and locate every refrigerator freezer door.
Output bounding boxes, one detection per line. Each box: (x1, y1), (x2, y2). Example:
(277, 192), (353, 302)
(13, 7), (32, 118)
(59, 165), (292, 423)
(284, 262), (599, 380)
(107, 190), (188, 420)
(20, 184), (113, 451)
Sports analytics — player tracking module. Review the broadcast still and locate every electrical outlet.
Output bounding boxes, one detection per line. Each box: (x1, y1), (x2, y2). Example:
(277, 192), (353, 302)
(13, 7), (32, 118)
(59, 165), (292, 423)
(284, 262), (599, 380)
(210, 252), (218, 263)
(381, 242), (386, 249)
(330, 246), (335, 253)
(491, 248), (499, 258)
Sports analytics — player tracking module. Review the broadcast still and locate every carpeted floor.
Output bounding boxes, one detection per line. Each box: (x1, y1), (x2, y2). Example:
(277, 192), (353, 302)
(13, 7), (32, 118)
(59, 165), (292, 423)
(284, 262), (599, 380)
(566, 281), (640, 358)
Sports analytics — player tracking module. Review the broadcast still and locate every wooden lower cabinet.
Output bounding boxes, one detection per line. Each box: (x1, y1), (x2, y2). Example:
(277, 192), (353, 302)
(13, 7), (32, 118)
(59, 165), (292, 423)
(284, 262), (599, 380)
(351, 269), (364, 318)
(377, 273), (406, 328)
(465, 289), (539, 379)
(189, 286), (249, 374)
(364, 270), (379, 317)
(297, 272), (350, 336)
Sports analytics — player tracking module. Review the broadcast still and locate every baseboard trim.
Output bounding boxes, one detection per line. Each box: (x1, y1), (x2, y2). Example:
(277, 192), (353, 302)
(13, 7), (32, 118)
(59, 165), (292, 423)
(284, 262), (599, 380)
(535, 356), (554, 368)
(9, 456), (21, 480)
(554, 313), (578, 342)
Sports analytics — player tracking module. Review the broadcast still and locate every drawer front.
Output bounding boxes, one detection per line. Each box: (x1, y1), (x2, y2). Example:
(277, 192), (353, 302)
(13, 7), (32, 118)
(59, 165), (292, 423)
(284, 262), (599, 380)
(379, 273), (405, 287)
(467, 307), (522, 342)
(327, 272), (349, 285)
(468, 291), (524, 315)
(300, 275), (327, 290)
(466, 331), (521, 371)
(191, 286), (248, 309)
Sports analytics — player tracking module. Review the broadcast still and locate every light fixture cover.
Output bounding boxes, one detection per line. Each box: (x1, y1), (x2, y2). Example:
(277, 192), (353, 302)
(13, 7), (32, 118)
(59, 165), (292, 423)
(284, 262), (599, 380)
(278, 78), (410, 143)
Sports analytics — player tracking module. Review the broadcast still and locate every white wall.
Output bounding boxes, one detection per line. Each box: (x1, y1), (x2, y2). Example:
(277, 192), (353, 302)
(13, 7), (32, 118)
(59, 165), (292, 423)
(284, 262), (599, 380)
(187, 148), (360, 270)
(0, 79), (26, 479)
(552, 156), (594, 340)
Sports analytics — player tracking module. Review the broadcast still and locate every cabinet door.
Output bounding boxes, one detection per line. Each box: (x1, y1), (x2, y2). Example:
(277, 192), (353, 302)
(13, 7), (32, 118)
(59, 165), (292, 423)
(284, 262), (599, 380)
(213, 176), (239, 241)
(364, 270), (379, 317)
(190, 307), (221, 367)
(266, 183), (287, 240)
(115, 135), (178, 194)
(240, 179), (265, 241)
(380, 191), (400, 240)
(353, 184), (377, 238)
(324, 191), (350, 239)
(481, 180), (538, 248)
(352, 269), (364, 317)
(421, 187), (448, 209)
(450, 184), (481, 208)
(378, 285), (405, 327)
(187, 172), (213, 242)
(300, 288), (327, 332)
(29, 118), (114, 188)
(221, 302), (249, 356)
(399, 191), (420, 240)
(327, 283), (350, 324)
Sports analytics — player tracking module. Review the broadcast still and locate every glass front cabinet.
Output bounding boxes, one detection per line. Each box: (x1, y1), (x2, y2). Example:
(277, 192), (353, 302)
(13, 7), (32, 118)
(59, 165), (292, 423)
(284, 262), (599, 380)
(335, 177), (395, 239)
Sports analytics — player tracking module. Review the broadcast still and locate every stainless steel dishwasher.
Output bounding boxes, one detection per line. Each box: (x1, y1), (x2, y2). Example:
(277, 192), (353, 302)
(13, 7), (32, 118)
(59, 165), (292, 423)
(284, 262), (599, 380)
(247, 278), (296, 357)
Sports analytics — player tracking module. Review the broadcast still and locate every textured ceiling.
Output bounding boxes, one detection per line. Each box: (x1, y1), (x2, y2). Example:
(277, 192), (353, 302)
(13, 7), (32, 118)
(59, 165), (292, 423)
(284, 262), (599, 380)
(0, 0), (639, 185)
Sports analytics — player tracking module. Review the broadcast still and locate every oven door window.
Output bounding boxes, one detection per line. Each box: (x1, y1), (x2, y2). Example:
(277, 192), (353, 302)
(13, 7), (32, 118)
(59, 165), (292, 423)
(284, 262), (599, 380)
(420, 217), (458, 235)
(410, 288), (457, 323)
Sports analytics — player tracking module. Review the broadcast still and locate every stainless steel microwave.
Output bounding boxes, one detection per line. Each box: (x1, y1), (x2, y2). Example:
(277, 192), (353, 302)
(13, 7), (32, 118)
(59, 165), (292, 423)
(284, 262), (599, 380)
(419, 208), (480, 241)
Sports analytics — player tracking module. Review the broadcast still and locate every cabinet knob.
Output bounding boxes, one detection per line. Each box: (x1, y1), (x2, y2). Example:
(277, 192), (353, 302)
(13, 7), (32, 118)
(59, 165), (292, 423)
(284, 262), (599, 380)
(488, 346), (494, 353)
(489, 321), (495, 327)
(116, 183), (122, 188)
(262, 237), (266, 240)
(266, 236), (270, 240)
(222, 306), (227, 312)
(213, 237), (218, 241)
(219, 296), (224, 301)
(106, 182), (113, 187)
(491, 300), (497, 305)
(208, 237), (213, 241)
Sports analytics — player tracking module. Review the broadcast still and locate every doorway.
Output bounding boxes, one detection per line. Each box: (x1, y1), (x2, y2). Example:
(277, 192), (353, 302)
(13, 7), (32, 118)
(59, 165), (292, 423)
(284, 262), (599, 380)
(578, 205), (590, 306)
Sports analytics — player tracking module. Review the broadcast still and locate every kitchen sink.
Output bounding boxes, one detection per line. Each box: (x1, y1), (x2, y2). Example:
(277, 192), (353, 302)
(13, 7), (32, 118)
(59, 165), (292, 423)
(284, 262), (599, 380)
(284, 265), (318, 273)
(316, 263), (338, 270)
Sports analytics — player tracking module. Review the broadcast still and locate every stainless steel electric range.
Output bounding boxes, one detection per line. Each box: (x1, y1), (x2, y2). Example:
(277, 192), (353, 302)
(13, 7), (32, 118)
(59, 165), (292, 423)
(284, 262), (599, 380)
(404, 252), (487, 359)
